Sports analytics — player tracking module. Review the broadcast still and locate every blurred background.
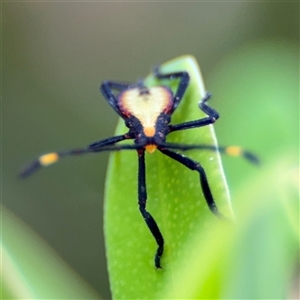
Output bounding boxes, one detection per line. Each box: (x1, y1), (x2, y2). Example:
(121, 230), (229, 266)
(3, 2), (298, 299)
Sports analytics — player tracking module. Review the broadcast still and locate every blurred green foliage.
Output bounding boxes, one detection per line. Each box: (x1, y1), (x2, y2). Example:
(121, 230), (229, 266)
(2, 207), (101, 299)
(2, 2), (299, 299)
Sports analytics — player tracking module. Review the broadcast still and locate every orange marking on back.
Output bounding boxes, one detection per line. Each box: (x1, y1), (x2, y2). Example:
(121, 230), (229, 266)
(144, 127), (155, 137)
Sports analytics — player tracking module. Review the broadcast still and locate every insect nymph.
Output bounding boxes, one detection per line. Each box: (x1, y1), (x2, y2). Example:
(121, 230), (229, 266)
(20, 66), (258, 268)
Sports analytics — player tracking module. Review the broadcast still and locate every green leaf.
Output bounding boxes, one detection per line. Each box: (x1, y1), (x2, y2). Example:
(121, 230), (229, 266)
(104, 55), (232, 299)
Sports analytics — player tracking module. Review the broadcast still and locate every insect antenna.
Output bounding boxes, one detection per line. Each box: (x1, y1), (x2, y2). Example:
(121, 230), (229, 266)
(19, 143), (143, 178)
(158, 142), (260, 165)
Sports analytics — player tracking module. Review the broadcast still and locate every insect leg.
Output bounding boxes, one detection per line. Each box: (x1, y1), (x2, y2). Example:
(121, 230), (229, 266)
(169, 92), (219, 132)
(100, 81), (132, 117)
(88, 133), (130, 149)
(153, 66), (190, 112)
(137, 150), (164, 268)
(159, 148), (224, 218)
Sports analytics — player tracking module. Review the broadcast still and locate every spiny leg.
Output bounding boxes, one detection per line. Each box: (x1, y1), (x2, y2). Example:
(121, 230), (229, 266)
(100, 81), (132, 117)
(158, 148), (224, 218)
(137, 150), (164, 268)
(170, 92), (220, 132)
(153, 66), (190, 112)
(88, 133), (131, 149)
(199, 92), (219, 122)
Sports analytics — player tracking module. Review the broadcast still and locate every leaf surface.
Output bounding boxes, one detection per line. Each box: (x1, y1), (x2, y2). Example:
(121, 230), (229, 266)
(104, 55), (232, 299)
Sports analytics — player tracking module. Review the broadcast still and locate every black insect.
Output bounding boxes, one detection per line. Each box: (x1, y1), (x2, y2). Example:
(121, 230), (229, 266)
(20, 67), (258, 268)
